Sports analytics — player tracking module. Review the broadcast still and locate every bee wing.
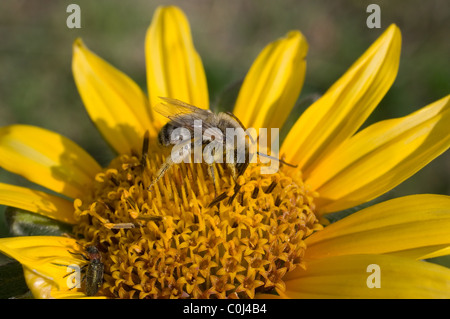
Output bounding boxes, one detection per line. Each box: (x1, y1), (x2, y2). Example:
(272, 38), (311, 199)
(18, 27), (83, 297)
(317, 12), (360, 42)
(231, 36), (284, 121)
(155, 97), (226, 142)
(154, 97), (213, 130)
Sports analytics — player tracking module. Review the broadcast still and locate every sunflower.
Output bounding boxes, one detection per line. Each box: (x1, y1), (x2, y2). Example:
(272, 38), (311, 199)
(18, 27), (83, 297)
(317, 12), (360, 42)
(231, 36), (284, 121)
(0, 5), (449, 299)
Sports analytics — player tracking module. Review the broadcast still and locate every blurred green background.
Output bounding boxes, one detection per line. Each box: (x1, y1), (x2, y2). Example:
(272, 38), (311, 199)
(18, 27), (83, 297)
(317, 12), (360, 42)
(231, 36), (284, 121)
(0, 0), (449, 261)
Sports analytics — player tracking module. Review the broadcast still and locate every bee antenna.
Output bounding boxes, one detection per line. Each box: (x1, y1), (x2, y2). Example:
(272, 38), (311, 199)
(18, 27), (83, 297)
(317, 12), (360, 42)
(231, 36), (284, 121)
(225, 111), (297, 168)
(256, 152), (298, 168)
(224, 111), (259, 142)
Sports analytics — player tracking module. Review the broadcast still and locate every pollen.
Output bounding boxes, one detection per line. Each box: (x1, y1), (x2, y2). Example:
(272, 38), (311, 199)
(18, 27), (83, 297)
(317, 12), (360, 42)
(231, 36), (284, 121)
(72, 144), (322, 299)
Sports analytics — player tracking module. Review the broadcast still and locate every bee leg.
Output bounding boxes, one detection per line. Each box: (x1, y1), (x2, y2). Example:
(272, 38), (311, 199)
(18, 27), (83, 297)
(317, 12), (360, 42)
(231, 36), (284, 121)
(148, 139), (192, 190)
(148, 156), (175, 190)
(208, 191), (228, 208)
(226, 162), (237, 181)
(207, 164), (218, 196)
(224, 162), (243, 205)
(227, 183), (241, 205)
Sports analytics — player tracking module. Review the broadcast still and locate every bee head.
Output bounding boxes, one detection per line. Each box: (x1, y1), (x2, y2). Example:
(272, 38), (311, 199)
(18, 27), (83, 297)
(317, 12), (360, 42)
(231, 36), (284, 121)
(158, 122), (192, 147)
(158, 123), (175, 146)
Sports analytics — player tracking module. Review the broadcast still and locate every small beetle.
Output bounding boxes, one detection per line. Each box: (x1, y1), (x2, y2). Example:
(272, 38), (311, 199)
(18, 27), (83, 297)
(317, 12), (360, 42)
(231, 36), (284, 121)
(61, 245), (104, 296)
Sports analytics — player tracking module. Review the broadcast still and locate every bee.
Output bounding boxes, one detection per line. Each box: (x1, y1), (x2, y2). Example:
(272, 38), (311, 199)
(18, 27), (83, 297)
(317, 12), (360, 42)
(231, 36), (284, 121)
(54, 245), (104, 296)
(148, 97), (296, 205)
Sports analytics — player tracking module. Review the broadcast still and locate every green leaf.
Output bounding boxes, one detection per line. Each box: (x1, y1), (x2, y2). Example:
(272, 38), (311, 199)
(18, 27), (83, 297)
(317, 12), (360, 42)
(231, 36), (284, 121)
(0, 253), (29, 298)
(4, 206), (73, 237)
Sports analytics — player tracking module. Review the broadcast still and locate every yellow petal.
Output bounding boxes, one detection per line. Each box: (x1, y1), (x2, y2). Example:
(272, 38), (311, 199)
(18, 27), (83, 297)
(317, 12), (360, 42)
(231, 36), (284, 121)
(23, 268), (55, 299)
(22, 268), (90, 299)
(23, 268), (106, 299)
(389, 245), (450, 260)
(0, 125), (102, 199)
(0, 236), (81, 296)
(0, 183), (75, 224)
(420, 246), (450, 260)
(305, 195), (450, 260)
(72, 39), (155, 155)
(146, 5), (209, 122)
(233, 31), (308, 131)
(282, 24), (401, 174)
(281, 254), (450, 298)
(309, 95), (450, 213)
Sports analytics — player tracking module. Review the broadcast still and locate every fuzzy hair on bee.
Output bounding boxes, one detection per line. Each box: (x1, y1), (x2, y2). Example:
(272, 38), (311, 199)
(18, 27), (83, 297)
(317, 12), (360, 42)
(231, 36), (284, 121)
(147, 97), (297, 205)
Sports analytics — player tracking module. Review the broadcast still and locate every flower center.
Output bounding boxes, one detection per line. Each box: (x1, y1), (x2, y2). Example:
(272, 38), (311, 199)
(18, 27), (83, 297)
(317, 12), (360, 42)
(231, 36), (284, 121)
(73, 142), (321, 299)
